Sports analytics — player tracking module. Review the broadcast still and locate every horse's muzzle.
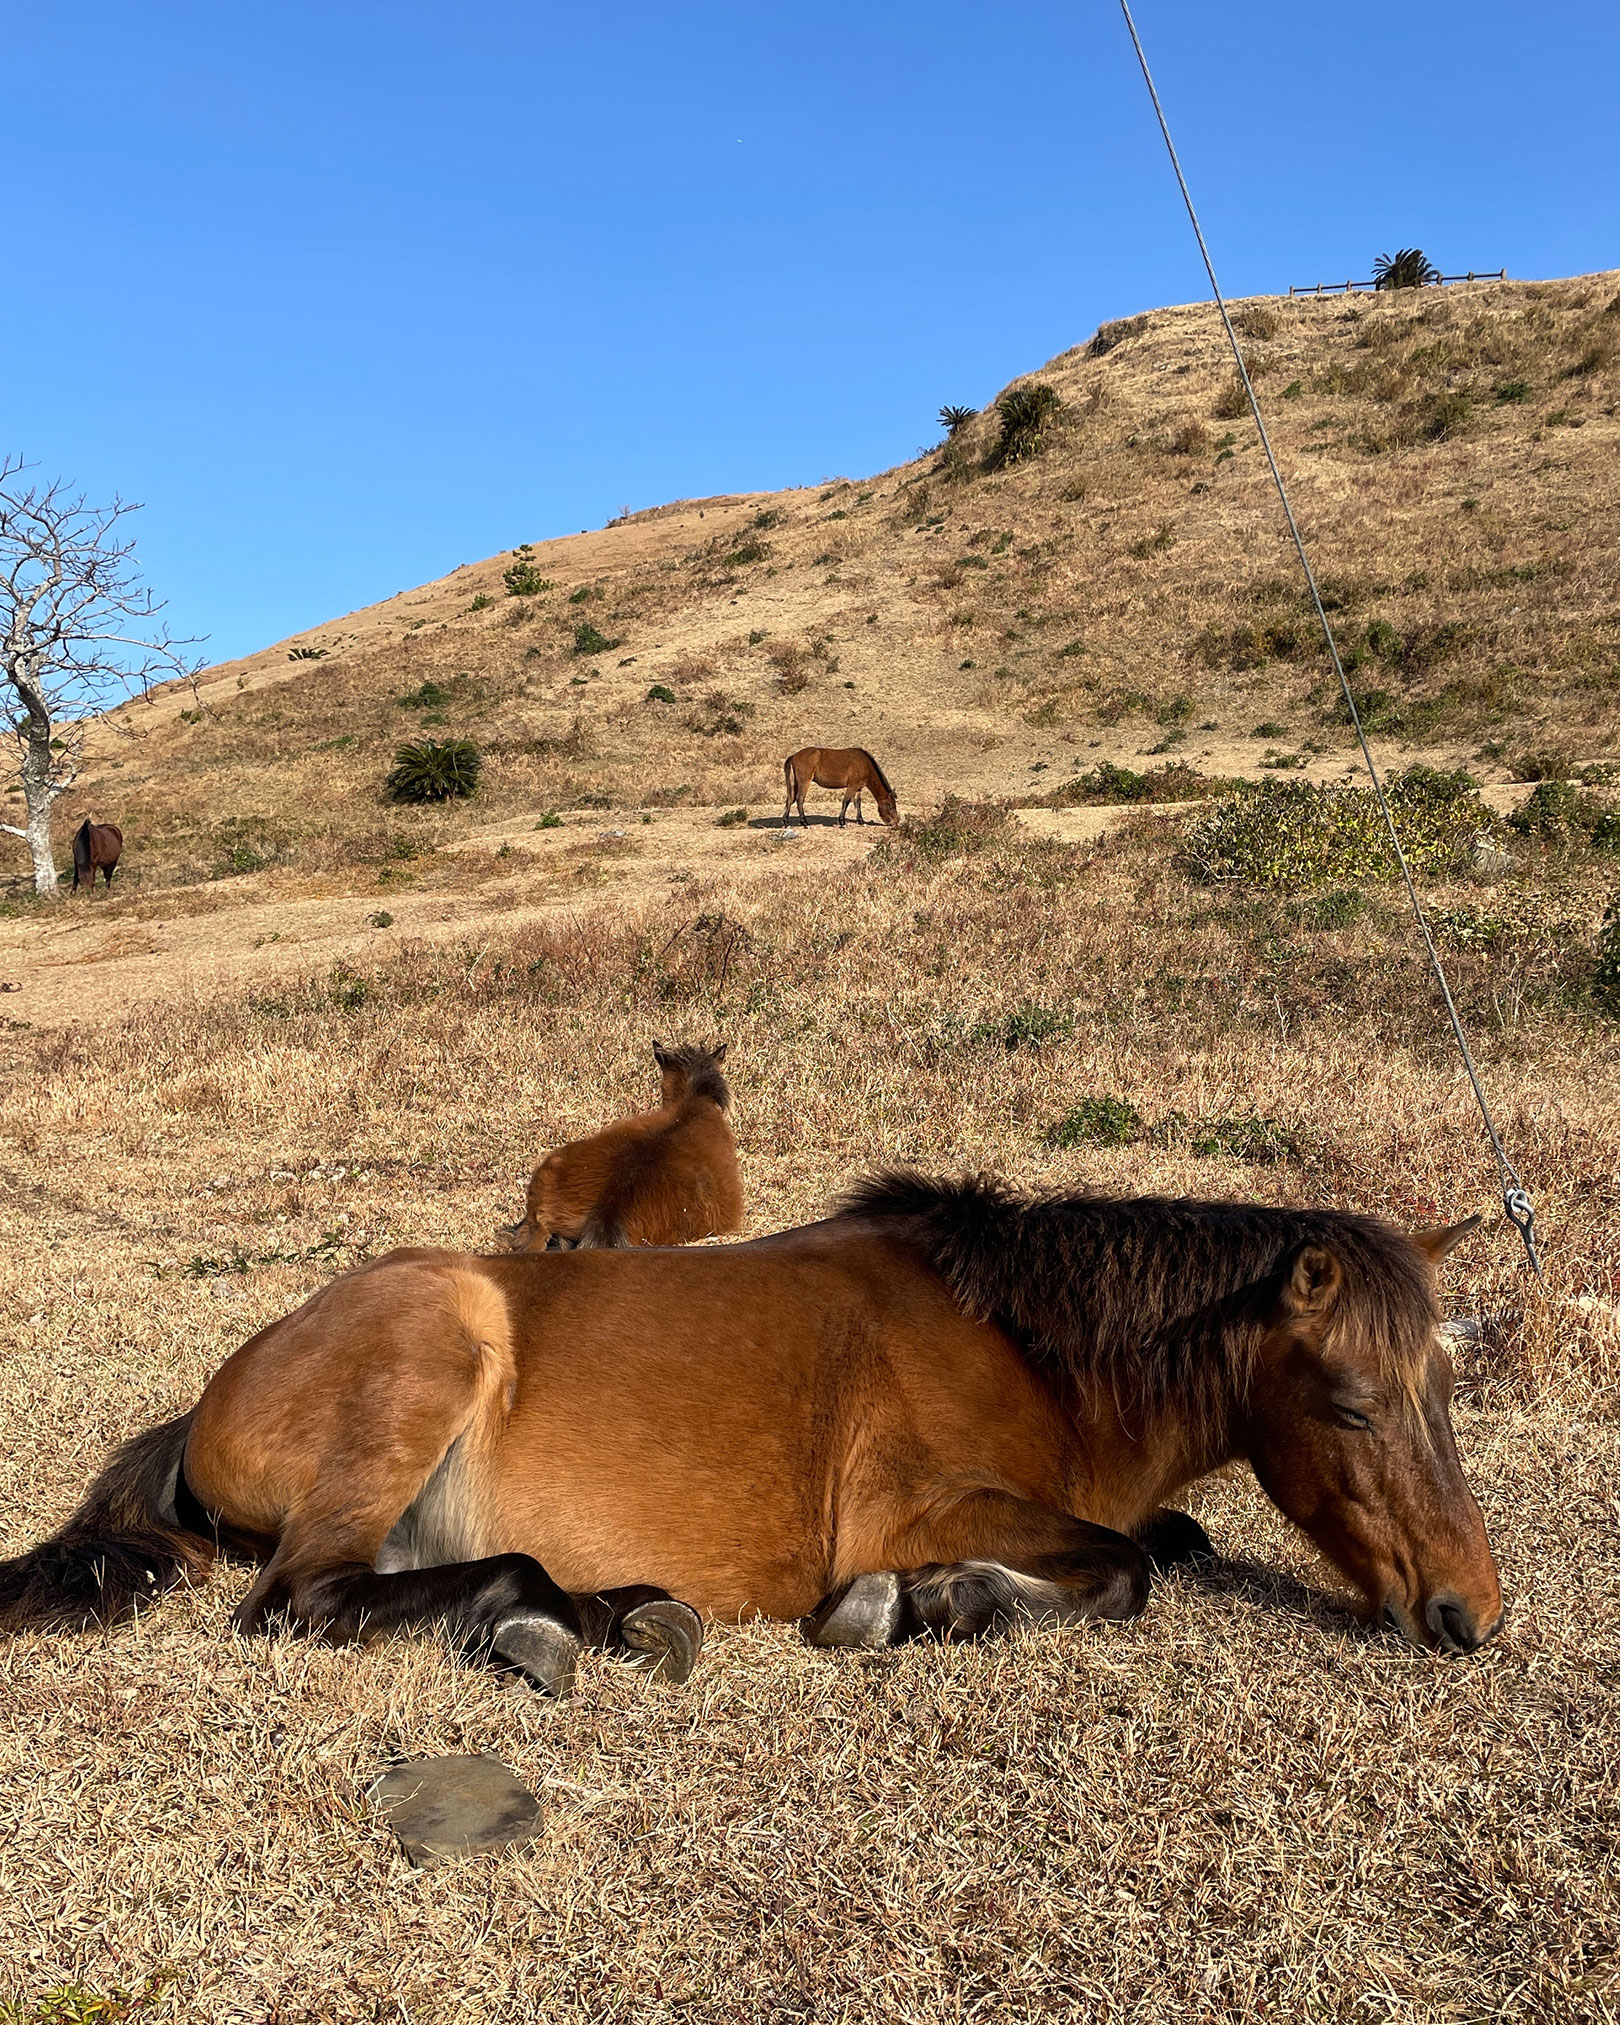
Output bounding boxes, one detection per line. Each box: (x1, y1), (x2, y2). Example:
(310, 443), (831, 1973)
(1382, 1591), (1504, 1653)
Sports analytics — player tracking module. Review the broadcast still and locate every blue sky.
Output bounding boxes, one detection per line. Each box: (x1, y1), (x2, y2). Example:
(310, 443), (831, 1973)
(5, 1), (1615, 665)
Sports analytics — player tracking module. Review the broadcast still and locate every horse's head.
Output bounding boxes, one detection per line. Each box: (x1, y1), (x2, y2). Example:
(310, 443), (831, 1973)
(876, 787), (899, 825)
(1241, 1219), (1503, 1653)
(653, 1039), (730, 1108)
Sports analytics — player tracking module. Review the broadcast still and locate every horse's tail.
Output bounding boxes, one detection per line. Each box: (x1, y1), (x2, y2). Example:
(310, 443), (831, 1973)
(783, 754), (798, 797)
(72, 819), (92, 875)
(0, 1412), (214, 1633)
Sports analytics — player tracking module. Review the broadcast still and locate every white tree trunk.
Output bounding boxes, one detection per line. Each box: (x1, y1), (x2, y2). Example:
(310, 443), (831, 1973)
(18, 725), (61, 896)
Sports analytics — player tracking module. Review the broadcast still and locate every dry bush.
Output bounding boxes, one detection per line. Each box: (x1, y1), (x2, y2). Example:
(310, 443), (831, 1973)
(766, 640), (811, 694)
(1231, 302), (1280, 340)
(1212, 373), (1251, 420)
(1170, 418), (1211, 456)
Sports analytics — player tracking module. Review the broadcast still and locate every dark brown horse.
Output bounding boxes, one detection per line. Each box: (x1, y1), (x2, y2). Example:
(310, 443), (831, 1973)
(0, 1175), (1501, 1698)
(71, 820), (123, 892)
(510, 1041), (743, 1252)
(783, 747), (898, 828)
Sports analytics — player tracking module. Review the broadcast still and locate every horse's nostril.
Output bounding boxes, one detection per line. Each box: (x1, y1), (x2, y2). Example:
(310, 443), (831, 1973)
(1426, 1593), (1475, 1652)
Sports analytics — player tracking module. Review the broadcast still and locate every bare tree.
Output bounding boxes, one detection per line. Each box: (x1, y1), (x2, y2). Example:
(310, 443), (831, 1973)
(0, 456), (203, 896)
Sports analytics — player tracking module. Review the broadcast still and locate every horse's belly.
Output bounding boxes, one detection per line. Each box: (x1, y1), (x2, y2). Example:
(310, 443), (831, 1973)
(484, 1278), (839, 1618)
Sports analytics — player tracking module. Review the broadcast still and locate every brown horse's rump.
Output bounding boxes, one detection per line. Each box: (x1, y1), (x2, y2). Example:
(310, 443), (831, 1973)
(71, 819), (123, 892)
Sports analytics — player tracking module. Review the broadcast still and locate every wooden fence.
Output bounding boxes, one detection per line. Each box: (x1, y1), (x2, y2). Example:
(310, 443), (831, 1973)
(1287, 270), (1507, 298)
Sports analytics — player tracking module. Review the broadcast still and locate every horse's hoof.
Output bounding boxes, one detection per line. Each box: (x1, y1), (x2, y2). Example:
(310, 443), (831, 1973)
(619, 1598), (704, 1684)
(805, 1571), (903, 1649)
(490, 1611), (581, 1696)
(1135, 1509), (1216, 1572)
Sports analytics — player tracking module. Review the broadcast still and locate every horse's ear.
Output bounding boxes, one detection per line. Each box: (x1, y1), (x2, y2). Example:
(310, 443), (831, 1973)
(1283, 1244), (1342, 1317)
(1411, 1215), (1481, 1266)
(711, 1041), (727, 1064)
(652, 1041), (672, 1069)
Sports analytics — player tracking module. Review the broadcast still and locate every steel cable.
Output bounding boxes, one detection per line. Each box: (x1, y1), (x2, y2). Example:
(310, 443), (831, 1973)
(1115, 0), (1544, 1281)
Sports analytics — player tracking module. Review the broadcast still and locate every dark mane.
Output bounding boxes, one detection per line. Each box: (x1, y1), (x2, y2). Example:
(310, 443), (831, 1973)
(658, 1042), (731, 1110)
(838, 1170), (1439, 1447)
(858, 750), (895, 800)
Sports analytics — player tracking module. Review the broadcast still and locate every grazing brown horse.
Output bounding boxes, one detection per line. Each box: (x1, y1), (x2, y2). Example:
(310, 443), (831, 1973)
(783, 747), (898, 829)
(511, 1041), (742, 1252)
(71, 820), (123, 892)
(0, 1175), (1501, 1698)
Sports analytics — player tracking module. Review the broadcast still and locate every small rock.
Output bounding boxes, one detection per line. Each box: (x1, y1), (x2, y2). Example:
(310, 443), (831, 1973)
(367, 1755), (542, 1868)
(1440, 1317), (1482, 1342)
(1470, 836), (1513, 880)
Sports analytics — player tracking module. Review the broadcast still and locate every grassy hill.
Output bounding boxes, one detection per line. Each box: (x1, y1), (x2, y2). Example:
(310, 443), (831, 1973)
(10, 271), (1618, 910)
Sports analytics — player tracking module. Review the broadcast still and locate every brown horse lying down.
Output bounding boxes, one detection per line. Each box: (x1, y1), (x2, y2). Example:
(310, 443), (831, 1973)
(511, 1041), (742, 1252)
(783, 747), (898, 828)
(71, 819), (123, 892)
(0, 1174), (1502, 1696)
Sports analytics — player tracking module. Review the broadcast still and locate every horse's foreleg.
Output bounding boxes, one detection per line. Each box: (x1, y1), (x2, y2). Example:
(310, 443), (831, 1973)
(805, 1490), (1150, 1648)
(575, 1583), (705, 1684)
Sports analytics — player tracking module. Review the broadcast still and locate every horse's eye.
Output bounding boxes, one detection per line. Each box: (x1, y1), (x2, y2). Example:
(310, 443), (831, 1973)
(1333, 1405), (1374, 1431)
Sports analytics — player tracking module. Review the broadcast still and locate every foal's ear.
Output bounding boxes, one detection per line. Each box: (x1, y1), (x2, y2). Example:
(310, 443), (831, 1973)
(711, 1040), (728, 1064)
(1283, 1244), (1342, 1317)
(1411, 1215), (1482, 1266)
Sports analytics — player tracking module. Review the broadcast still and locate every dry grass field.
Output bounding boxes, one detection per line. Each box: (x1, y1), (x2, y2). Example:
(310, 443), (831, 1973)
(3, 276), (1620, 2021)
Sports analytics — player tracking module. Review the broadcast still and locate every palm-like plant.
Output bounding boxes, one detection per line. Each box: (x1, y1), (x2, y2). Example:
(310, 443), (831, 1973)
(938, 404), (977, 436)
(385, 737), (482, 803)
(1372, 248), (1440, 291)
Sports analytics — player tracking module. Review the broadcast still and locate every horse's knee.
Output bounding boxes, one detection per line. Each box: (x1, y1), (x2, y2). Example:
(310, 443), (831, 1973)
(1133, 1508), (1215, 1573)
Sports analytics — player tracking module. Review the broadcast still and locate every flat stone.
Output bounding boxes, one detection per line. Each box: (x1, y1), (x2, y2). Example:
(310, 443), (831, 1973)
(367, 1754), (542, 1867)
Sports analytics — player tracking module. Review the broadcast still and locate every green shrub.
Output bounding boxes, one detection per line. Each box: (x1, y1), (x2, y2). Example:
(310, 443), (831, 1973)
(536, 810), (562, 829)
(468, 593), (491, 612)
(1304, 887), (1369, 930)
(938, 404), (977, 435)
(503, 560), (552, 597)
(568, 586), (598, 604)
(715, 808), (748, 828)
(994, 383), (1059, 465)
(1043, 761), (1237, 807)
(385, 738), (482, 803)
(974, 1000), (1073, 1051)
(287, 644), (327, 661)
(1373, 248), (1439, 290)
(1185, 768), (1494, 887)
(645, 683), (677, 704)
(723, 540), (771, 566)
(1190, 1114), (1300, 1163)
(574, 621), (620, 656)
(399, 680), (450, 709)
(368, 910), (394, 928)
(1508, 779), (1619, 846)
(1045, 1096), (1144, 1149)
(1494, 378), (1531, 403)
